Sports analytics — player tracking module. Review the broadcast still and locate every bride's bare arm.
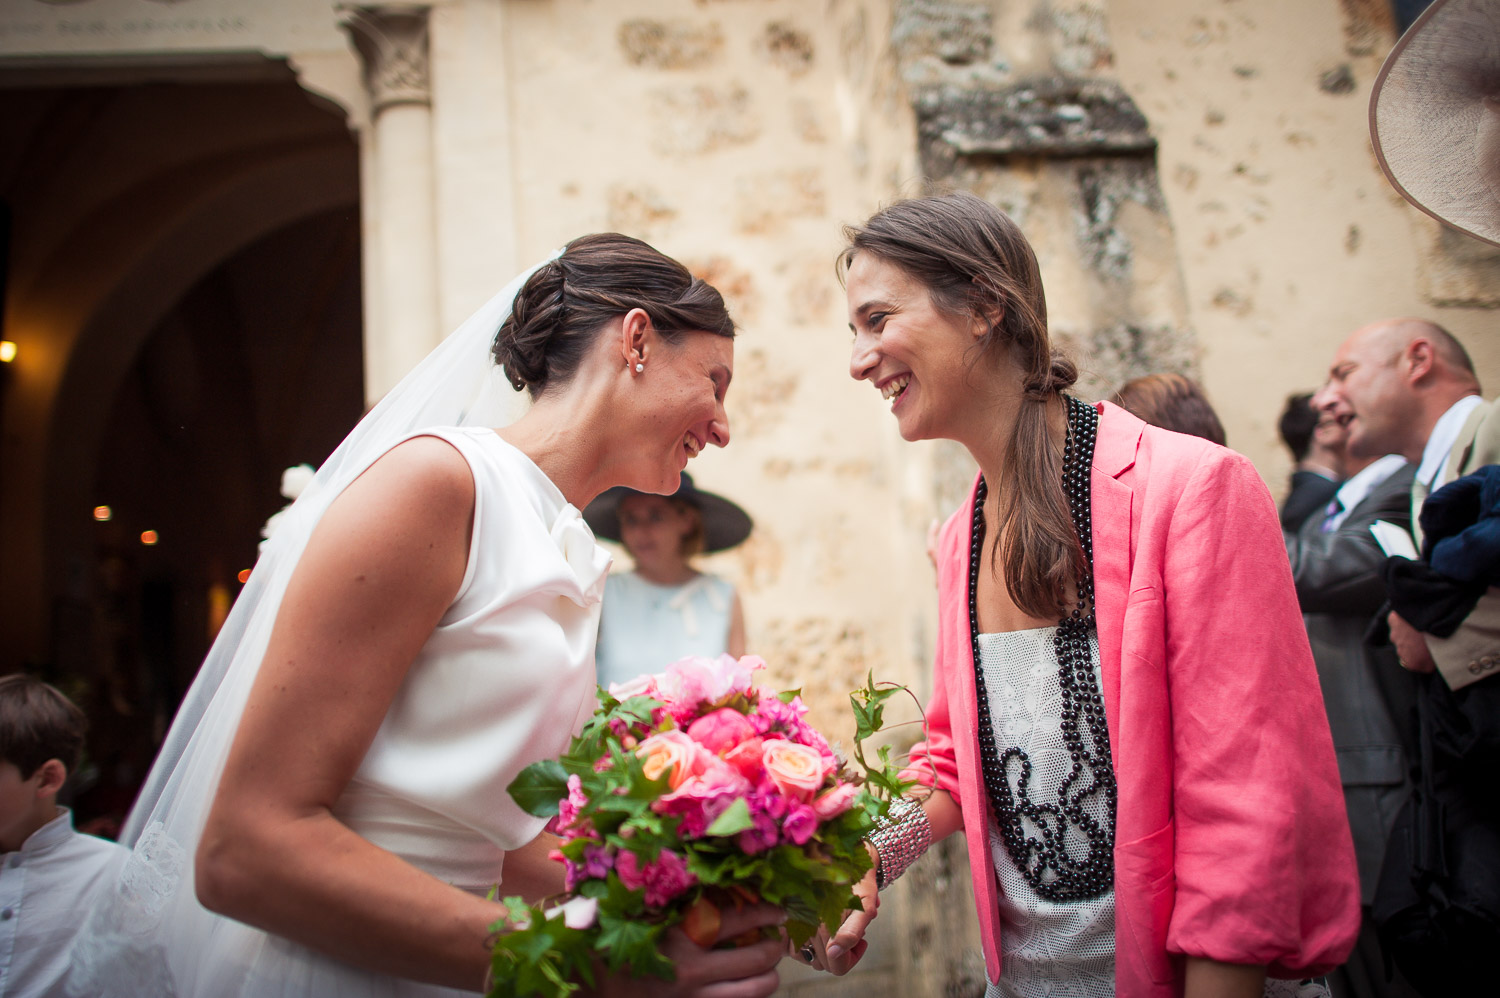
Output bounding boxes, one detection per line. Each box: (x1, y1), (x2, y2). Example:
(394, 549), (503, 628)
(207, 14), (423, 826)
(196, 436), (501, 989)
(196, 436), (787, 996)
(500, 832), (567, 906)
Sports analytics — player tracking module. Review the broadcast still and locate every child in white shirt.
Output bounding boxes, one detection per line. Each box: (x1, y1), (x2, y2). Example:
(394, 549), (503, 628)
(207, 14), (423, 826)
(0, 675), (126, 998)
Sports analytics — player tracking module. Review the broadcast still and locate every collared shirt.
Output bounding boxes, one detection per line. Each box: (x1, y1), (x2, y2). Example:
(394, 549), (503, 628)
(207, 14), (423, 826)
(1323, 454), (1409, 532)
(1416, 395), (1487, 492)
(0, 808), (126, 997)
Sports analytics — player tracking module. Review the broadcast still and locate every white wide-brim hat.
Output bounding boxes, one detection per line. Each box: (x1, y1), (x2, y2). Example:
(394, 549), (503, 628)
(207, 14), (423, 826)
(1370, 0), (1500, 247)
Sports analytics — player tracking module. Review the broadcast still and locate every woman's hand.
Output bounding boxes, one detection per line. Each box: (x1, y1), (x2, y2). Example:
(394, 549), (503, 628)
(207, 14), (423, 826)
(801, 860), (877, 975)
(597, 904), (785, 998)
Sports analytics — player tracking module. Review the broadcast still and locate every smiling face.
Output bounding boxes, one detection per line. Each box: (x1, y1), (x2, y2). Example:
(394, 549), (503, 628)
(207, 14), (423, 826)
(628, 329), (734, 494)
(1315, 322), (1417, 460)
(846, 252), (985, 444)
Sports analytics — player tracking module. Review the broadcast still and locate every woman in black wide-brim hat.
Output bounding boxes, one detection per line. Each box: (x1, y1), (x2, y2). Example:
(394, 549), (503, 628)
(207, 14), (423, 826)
(584, 472), (752, 688)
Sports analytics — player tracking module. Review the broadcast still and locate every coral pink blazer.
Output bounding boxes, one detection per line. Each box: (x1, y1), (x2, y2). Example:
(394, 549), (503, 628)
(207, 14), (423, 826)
(907, 402), (1360, 995)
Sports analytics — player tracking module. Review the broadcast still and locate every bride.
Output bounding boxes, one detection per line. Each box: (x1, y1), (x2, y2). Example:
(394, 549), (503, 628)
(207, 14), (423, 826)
(68, 234), (786, 997)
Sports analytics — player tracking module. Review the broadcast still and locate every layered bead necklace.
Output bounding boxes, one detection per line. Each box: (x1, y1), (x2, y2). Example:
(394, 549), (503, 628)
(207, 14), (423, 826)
(968, 394), (1116, 901)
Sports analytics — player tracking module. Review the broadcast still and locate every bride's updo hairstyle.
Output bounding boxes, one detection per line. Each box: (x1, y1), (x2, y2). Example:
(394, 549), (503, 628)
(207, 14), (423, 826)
(494, 233), (735, 397)
(840, 192), (1081, 619)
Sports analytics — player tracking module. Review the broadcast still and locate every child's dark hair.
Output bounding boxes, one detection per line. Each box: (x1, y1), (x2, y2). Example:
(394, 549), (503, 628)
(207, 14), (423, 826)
(0, 674), (87, 778)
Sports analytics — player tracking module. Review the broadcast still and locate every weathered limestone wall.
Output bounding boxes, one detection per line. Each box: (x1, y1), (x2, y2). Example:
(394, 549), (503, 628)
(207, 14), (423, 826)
(1108, 0), (1500, 482)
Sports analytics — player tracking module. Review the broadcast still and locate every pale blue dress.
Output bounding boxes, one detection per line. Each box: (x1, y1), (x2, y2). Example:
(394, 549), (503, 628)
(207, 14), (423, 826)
(595, 571), (736, 688)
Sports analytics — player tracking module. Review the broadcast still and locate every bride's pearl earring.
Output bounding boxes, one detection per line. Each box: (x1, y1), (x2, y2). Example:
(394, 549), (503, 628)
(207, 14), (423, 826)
(635, 363), (644, 373)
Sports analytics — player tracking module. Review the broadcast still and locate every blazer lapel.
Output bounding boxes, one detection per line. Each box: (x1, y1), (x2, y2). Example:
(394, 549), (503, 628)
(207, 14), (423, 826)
(1090, 402), (1143, 763)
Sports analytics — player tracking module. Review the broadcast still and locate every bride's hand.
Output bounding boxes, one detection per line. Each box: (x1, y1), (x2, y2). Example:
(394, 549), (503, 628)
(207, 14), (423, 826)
(597, 903), (785, 998)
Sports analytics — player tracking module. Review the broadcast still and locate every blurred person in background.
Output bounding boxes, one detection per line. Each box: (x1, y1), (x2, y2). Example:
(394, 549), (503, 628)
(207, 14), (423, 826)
(1109, 373), (1226, 446)
(0, 674), (128, 998)
(1279, 392), (1348, 534)
(1283, 433), (1419, 998)
(1316, 316), (1500, 994)
(585, 473), (750, 688)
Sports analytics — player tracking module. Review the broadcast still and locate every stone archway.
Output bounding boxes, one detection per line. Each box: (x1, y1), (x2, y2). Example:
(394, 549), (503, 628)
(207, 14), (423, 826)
(0, 67), (364, 829)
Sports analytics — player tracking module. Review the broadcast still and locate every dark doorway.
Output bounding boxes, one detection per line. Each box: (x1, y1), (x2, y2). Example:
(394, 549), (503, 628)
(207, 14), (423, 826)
(0, 65), (363, 835)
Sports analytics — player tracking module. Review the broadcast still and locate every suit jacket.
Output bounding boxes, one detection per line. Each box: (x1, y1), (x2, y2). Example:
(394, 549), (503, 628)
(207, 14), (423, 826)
(1419, 400), (1500, 690)
(906, 402), (1360, 996)
(1281, 469), (1341, 533)
(1286, 462), (1419, 901)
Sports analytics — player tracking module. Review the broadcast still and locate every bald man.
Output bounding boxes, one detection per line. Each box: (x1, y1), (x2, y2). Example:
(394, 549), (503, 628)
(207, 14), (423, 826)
(1316, 317), (1500, 692)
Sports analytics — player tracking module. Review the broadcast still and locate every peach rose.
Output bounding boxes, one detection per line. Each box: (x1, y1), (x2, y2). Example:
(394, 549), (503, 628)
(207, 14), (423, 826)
(761, 739), (828, 802)
(637, 730), (698, 789)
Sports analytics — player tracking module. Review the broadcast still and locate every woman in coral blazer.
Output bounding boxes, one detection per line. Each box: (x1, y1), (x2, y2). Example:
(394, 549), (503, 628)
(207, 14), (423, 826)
(821, 193), (1359, 997)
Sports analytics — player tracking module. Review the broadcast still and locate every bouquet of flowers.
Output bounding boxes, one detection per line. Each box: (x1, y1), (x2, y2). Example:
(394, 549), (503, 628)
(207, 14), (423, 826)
(487, 654), (909, 998)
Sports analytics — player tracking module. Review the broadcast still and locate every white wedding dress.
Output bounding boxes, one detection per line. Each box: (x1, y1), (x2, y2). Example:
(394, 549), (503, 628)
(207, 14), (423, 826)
(63, 252), (631, 997)
(68, 427), (609, 997)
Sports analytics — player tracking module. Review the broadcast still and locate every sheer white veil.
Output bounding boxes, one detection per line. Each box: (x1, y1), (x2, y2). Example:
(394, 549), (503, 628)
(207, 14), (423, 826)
(67, 254), (556, 997)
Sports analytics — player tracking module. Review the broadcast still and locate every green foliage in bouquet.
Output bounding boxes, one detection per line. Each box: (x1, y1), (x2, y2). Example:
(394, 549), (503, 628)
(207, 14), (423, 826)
(486, 661), (915, 998)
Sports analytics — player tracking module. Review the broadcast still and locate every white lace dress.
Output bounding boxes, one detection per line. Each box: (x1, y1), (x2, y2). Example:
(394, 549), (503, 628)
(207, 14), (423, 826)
(67, 428), (611, 998)
(978, 627), (1115, 998)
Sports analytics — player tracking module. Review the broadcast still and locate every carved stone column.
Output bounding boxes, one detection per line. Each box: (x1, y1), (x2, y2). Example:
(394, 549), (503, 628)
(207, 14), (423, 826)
(340, 4), (440, 404)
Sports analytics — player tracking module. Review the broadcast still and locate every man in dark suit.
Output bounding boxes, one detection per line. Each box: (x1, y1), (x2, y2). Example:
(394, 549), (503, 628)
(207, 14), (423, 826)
(1286, 453), (1422, 998)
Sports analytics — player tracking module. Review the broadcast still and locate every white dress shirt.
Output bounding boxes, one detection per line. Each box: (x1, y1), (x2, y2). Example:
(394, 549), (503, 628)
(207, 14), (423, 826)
(0, 808), (126, 997)
(1323, 454), (1409, 532)
(1416, 395), (1487, 493)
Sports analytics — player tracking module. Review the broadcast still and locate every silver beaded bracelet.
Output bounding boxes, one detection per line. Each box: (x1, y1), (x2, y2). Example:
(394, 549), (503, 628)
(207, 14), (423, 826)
(870, 795), (932, 891)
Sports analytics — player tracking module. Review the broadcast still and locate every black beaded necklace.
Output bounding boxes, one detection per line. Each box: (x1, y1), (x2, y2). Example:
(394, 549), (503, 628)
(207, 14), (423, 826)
(968, 394), (1116, 901)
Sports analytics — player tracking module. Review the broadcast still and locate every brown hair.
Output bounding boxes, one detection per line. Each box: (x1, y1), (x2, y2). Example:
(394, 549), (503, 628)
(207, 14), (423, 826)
(841, 191), (1081, 619)
(1111, 373), (1226, 446)
(0, 674), (87, 779)
(494, 233), (735, 397)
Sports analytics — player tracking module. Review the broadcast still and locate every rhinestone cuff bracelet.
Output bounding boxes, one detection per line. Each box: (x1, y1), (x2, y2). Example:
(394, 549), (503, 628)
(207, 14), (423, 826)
(871, 795), (932, 891)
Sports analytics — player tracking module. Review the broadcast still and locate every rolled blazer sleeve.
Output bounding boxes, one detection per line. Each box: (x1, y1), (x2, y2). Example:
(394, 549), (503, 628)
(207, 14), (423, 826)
(1160, 450), (1361, 975)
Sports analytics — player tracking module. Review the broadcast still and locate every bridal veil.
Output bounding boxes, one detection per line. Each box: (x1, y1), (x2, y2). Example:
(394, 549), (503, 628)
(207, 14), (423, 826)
(66, 255), (556, 997)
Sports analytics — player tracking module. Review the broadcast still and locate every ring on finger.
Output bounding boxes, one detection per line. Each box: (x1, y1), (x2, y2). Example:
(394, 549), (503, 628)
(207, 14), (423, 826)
(799, 942), (817, 963)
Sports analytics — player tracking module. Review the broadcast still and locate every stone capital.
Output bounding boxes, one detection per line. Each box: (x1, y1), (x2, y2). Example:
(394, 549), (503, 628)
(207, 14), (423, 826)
(339, 4), (432, 113)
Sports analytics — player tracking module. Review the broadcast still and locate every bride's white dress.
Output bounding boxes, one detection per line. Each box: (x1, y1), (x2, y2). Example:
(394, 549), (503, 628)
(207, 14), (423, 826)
(69, 427), (611, 997)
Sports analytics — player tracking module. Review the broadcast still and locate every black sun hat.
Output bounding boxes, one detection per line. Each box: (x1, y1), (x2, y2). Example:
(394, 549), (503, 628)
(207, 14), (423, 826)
(583, 473), (753, 553)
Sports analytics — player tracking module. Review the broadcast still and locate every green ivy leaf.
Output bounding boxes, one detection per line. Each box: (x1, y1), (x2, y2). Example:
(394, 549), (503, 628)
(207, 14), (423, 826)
(508, 759), (570, 817)
(704, 797), (755, 836)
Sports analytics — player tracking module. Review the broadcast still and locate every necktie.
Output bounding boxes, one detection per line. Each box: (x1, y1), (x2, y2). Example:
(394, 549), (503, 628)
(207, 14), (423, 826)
(1321, 496), (1343, 532)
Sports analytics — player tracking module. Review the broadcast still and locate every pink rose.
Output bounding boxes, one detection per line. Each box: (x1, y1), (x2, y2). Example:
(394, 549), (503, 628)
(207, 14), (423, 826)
(655, 760), (751, 838)
(812, 783), (859, 820)
(723, 737), (765, 781)
(658, 654), (761, 708)
(762, 739), (828, 802)
(615, 848), (697, 907)
(637, 730), (699, 789)
(782, 803), (819, 845)
(658, 657), (718, 706)
(609, 674), (660, 702)
(687, 707), (757, 756)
